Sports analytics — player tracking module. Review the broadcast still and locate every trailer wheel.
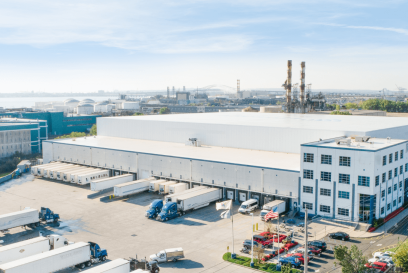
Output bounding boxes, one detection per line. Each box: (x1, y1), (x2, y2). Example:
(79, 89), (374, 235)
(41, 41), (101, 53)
(101, 256), (107, 261)
(79, 263), (85, 269)
(85, 261), (92, 267)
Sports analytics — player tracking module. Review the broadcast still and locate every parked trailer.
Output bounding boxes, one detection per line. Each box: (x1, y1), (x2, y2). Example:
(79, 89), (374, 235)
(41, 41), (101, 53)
(31, 162), (57, 175)
(55, 165), (88, 180)
(35, 162), (63, 176)
(77, 170), (110, 185)
(46, 164), (75, 179)
(39, 162), (68, 177)
(114, 178), (155, 197)
(62, 167), (95, 182)
(0, 235), (68, 265)
(157, 188), (222, 221)
(262, 200), (286, 214)
(81, 258), (130, 273)
(0, 209), (39, 232)
(91, 174), (133, 191)
(164, 186), (209, 203)
(159, 182), (177, 194)
(0, 242), (107, 273)
(69, 168), (100, 183)
(149, 180), (168, 192)
(169, 183), (188, 195)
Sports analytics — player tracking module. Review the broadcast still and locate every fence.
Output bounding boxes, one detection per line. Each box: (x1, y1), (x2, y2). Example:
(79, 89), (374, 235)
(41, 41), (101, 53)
(0, 173), (13, 184)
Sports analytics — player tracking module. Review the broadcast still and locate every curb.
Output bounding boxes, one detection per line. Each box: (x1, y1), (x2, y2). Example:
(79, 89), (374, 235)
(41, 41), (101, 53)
(223, 261), (269, 272)
(350, 231), (385, 239)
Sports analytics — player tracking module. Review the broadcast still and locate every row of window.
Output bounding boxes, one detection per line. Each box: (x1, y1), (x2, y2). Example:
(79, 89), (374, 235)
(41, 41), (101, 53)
(382, 150), (404, 166)
(304, 153), (350, 166)
(302, 202), (350, 216)
(380, 197), (402, 214)
(303, 170), (370, 187)
(381, 181), (403, 197)
(303, 186), (349, 199)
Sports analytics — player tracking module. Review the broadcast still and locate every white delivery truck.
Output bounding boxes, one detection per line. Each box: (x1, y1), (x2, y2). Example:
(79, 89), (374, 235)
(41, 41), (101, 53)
(262, 200), (286, 215)
(77, 170), (110, 185)
(0, 209), (40, 232)
(169, 183), (188, 195)
(114, 177), (155, 197)
(149, 180), (168, 192)
(0, 242), (108, 273)
(81, 258), (130, 273)
(91, 174), (133, 191)
(46, 164), (75, 179)
(0, 235), (68, 265)
(63, 167), (95, 182)
(164, 186), (208, 203)
(150, 248), (184, 263)
(159, 182), (177, 195)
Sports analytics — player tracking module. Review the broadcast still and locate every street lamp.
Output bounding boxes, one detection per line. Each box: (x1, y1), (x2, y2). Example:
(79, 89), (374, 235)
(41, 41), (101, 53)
(250, 212), (254, 268)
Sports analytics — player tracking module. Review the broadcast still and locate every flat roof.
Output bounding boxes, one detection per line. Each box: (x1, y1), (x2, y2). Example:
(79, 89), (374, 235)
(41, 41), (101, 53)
(99, 112), (408, 132)
(46, 136), (300, 172)
(302, 137), (408, 152)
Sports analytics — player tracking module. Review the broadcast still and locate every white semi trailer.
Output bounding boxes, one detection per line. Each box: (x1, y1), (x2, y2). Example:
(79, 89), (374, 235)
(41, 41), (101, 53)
(68, 168), (99, 183)
(159, 182), (177, 195)
(31, 162), (57, 175)
(114, 177), (155, 197)
(81, 258), (130, 273)
(0, 209), (39, 232)
(40, 162), (68, 177)
(164, 186), (209, 203)
(46, 164), (75, 179)
(0, 242), (108, 273)
(63, 167), (94, 182)
(54, 165), (88, 180)
(169, 183), (188, 195)
(35, 162), (62, 176)
(77, 170), (110, 185)
(149, 180), (168, 192)
(91, 174), (133, 191)
(0, 235), (68, 265)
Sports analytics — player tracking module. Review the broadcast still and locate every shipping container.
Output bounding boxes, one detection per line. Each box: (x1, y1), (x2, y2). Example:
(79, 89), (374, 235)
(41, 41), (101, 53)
(81, 258), (130, 273)
(169, 183), (188, 195)
(77, 170), (110, 185)
(159, 182), (177, 194)
(0, 209), (39, 232)
(149, 180), (168, 192)
(91, 174), (133, 191)
(114, 177), (155, 197)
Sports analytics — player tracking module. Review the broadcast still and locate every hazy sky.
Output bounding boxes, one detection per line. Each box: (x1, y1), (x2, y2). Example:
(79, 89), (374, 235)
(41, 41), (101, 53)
(0, 0), (407, 93)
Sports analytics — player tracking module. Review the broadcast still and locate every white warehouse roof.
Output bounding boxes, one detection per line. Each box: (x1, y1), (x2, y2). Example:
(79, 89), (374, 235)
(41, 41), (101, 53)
(97, 112), (408, 154)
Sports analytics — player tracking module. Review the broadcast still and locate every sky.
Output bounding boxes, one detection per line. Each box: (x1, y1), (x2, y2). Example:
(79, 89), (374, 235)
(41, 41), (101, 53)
(0, 0), (407, 93)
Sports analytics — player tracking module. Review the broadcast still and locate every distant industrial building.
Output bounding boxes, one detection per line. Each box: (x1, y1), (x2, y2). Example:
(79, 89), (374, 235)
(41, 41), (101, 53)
(0, 122), (41, 157)
(42, 113), (408, 224)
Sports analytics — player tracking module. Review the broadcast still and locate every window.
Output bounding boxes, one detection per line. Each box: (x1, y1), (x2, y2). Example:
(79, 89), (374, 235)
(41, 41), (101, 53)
(338, 208), (349, 216)
(339, 156), (351, 167)
(394, 184), (397, 191)
(389, 153), (393, 163)
(338, 191), (350, 199)
(389, 170), (392, 180)
(388, 187), (391, 194)
(399, 196), (402, 203)
(339, 174), (350, 184)
(321, 154), (332, 165)
(394, 168), (398, 177)
(320, 205), (330, 213)
(320, 188), (331, 196)
(393, 200), (397, 207)
(303, 170), (313, 179)
(304, 153), (314, 163)
(358, 176), (370, 187)
(400, 181), (402, 188)
(303, 186), (313, 194)
(387, 203), (391, 210)
(321, 171), (331, 182)
(395, 151), (399, 161)
(406, 163), (408, 172)
(401, 150), (404, 159)
(375, 176), (379, 186)
(303, 202), (313, 210)
(381, 190), (385, 198)
(383, 156), (387, 166)
(382, 173), (386, 183)
(381, 207), (385, 214)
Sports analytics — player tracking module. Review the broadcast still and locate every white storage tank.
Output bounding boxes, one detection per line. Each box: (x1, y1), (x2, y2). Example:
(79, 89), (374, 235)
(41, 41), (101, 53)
(77, 104), (94, 115)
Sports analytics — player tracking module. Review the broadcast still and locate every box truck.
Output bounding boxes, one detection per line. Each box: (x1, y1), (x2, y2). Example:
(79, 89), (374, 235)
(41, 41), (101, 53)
(169, 183), (188, 195)
(114, 177), (155, 197)
(77, 170), (110, 185)
(149, 180), (168, 192)
(159, 182), (177, 194)
(0, 242), (108, 273)
(0, 235), (68, 265)
(157, 188), (222, 221)
(91, 174), (133, 191)
(262, 200), (286, 213)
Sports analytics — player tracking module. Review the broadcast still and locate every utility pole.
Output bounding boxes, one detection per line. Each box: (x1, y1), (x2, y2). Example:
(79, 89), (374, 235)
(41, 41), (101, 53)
(304, 209), (308, 273)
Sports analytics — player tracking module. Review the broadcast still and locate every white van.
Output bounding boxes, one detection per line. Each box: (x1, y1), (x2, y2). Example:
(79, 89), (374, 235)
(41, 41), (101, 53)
(238, 199), (259, 214)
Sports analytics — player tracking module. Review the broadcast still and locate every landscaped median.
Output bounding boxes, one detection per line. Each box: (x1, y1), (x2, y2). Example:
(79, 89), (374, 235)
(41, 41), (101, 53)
(222, 252), (301, 273)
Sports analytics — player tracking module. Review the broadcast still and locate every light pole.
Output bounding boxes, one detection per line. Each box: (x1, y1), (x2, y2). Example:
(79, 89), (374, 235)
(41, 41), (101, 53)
(250, 212), (254, 267)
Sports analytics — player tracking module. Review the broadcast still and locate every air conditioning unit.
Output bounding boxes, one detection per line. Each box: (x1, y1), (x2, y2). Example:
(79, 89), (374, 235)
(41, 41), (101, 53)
(355, 136), (370, 142)
(335, 138), (351, 146)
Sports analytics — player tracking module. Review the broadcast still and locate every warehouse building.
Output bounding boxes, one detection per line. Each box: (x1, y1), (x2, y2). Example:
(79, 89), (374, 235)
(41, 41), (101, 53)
(0, 122), (41, 157)
(42, 113), (408, 223)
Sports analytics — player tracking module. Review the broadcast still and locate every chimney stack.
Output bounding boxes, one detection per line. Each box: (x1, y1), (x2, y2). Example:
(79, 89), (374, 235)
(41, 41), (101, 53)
(286, 60), (292, 111)
(167, 87), (169, 99)
(300, 62), (305, 104)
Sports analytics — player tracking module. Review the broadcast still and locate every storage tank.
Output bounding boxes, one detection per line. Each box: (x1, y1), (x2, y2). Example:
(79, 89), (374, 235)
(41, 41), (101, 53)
(77, 104), (94, 115)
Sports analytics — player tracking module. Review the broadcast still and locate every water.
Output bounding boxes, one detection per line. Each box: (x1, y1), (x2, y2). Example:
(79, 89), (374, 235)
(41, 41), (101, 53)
(0, 96), (120, 109)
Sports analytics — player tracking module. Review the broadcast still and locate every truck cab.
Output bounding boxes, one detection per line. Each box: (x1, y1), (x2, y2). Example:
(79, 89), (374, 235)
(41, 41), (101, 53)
(146, 200), (163, 219)
(157, 202), (179, 221)
(39, 207), (60, 223)
(89, 242), (108, 262)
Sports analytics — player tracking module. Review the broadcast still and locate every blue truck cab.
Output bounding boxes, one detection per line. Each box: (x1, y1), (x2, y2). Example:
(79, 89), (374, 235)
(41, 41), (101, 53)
(157, 202), (180, 221)
(39, 207), (60, 223)
(278, 256), (301, 268)
(146, 199), (164, 219)
(89, 242), (108, 262)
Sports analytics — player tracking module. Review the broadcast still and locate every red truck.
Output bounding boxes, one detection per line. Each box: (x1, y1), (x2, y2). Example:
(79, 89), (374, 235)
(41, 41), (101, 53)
(364, 261), (388, 272)
(252, 235), (274, 248)
(286, 253), (310, 264)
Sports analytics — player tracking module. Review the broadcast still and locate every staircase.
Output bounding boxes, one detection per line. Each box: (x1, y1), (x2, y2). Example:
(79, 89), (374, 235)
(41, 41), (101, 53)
(354, 222), (371, 232)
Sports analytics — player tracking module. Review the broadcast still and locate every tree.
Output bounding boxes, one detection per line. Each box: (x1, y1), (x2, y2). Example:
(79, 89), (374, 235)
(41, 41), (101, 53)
(393, 241), (408, 271)
(159, 107), (170, 114)
(336, 104), (340, 110)
(330, 111), (351, 115)
(281, 264), (292, 273)
(334, 245), (368, 273)
(90, 124), (97, 136)
(252, 244), (264, 265)
(344, 102), (358, 109)
(133, 112), (144, 116)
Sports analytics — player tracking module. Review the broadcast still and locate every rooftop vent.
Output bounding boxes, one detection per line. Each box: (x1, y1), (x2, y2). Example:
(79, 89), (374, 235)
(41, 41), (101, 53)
(186, 138), (201, 147)
(335, 138), (351, 146)
(355, 136), (370, 142)
(387, 137), (391, 143)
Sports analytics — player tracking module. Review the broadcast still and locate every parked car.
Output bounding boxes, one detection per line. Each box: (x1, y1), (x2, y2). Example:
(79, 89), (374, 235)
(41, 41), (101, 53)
(329, 232), (350, 241)
(287, 253), (310, 264)
(308, 246), (322, 257)
(252, 235), (273, 248)
(308, 241), (327, 252)
(292, 247), (320, 258)
(243, 239), (260, 250)
(278, 256), (301, 268)
(364, 261), (389, 272)
(373, 251), (394, 259)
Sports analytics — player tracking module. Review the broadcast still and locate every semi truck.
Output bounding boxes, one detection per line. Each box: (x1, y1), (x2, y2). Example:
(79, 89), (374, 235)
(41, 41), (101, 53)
(149, 180), (168, 192)
(159, 181), (177, 194)
(63, 167), (96, 182)
(91, 174), (133, 191)
(77, 170), (110, 185)
(0, 235), (68, 265)
(0, 207), (59, 233)
(145, 200), (164, 219)
(149, 248), (184, 263)
(169, 183), (188, 195)
(114, 177), (155, 197)
(157, 188), (222, 221)
(0, 241), (107, 272)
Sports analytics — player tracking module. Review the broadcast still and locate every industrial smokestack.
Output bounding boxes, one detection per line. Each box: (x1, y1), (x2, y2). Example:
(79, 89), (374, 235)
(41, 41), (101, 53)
(167, 87), (169, 99)
(300, 62), (305, 104)
(286, 60), (292, 110)
(237, 79), (240, 98)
